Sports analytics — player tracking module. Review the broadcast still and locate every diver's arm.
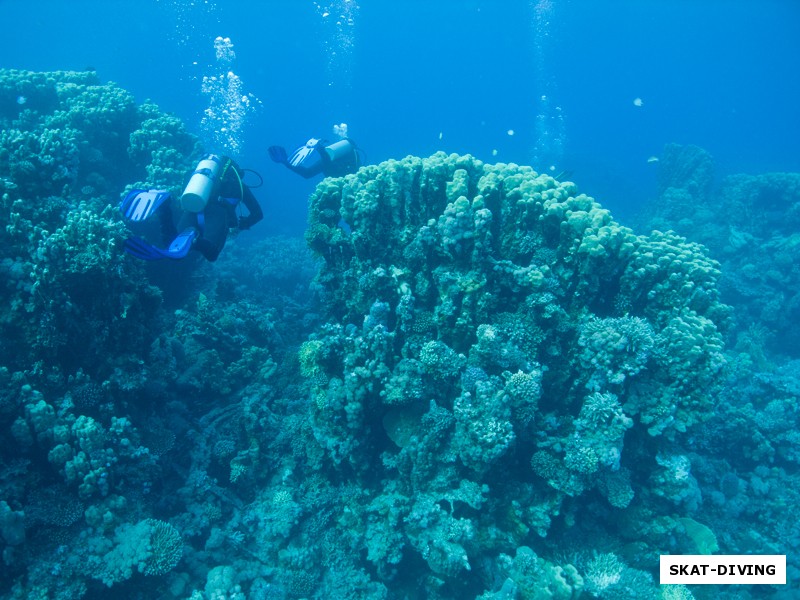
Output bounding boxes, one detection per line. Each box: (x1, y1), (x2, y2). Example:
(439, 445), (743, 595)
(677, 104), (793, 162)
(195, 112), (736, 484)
(288, 166), (316, 178)
(238, 185), (263, 229)
(283, 163), (320, 179)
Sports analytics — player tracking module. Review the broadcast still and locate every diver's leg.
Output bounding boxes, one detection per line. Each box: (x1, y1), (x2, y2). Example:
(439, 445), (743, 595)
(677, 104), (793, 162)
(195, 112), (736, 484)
(193, 203), (228, 262)
(159, 201), (179, 243)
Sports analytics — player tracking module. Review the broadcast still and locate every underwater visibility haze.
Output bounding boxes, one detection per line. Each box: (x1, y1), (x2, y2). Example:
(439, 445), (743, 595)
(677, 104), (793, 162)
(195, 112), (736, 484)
(0, 1), (799, 598)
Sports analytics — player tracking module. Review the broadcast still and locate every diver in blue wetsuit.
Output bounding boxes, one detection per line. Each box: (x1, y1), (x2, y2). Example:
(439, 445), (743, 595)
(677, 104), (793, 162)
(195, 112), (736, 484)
(120, 155), (263, 262)
(268, 137), (361, 179)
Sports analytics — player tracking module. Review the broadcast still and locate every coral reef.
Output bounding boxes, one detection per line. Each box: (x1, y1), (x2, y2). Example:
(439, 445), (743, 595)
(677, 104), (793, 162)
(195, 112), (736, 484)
(0, 69), (211, 598)
(0, 71), (796, 600)
(298, 152), (730, 594)
(646, 142), (800, 358)
(0, 69), (202, 377)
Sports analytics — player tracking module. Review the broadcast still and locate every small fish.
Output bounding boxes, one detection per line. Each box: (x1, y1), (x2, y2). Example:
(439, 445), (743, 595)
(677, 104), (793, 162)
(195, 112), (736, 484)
(647, 156), (659, 164)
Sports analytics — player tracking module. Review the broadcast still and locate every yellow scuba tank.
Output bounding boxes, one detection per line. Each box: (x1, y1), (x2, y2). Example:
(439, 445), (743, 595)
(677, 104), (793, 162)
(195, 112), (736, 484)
(180, 155), (229, 213)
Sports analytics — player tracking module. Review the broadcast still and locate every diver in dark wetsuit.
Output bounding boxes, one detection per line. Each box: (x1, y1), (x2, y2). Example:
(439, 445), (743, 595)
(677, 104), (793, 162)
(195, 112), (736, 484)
(120, 154), (263, 262)
(268, 137), (361, 179)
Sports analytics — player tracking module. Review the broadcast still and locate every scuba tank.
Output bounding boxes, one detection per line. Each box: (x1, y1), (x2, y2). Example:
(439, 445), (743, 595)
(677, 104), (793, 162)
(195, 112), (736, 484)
(180, 154), (229, 213)
(324, 139), (356, 162)
(323, 138), (360, 176)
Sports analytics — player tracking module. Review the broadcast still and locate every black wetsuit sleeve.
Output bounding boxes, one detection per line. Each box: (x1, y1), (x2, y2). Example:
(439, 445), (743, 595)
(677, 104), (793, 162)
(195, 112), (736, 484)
(221, 159), (263, 230)
(239, 184), (263, 229)
(285, 163), (320, 179)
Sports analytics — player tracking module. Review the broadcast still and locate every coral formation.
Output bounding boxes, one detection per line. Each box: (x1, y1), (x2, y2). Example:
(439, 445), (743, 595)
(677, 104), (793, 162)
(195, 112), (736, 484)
(299, 152), (730, 593)
(0, 70), (796, 600)
(0, 69), (210, 597)
(646, 142), (800, 357)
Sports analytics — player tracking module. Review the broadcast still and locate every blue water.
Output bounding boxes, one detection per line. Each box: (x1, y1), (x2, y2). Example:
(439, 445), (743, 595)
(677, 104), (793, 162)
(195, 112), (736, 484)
(3, 0), (798, 230)
(4, 2), (800, 598)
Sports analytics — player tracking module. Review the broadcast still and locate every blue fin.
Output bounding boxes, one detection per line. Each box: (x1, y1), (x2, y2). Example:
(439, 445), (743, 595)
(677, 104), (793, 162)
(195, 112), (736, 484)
(123, 228), (196, 261)
(123, 237), (171, 261)
(166, 228), (197, 258)
(120, 189), (171, 222)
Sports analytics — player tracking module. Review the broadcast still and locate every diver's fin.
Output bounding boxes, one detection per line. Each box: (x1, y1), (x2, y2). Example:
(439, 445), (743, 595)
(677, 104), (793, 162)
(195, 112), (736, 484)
(120, 189), (171, 222)
(166, 228), (197, 258)
(123, 228), (197, 261)
(123, 237), (171, 261)
(268, 145), (288, 165)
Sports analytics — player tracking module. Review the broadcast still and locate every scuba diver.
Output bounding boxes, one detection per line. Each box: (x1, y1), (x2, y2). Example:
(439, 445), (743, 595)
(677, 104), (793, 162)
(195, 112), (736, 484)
(120, 154), (263, 262)
(268, 137), (361, 179)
